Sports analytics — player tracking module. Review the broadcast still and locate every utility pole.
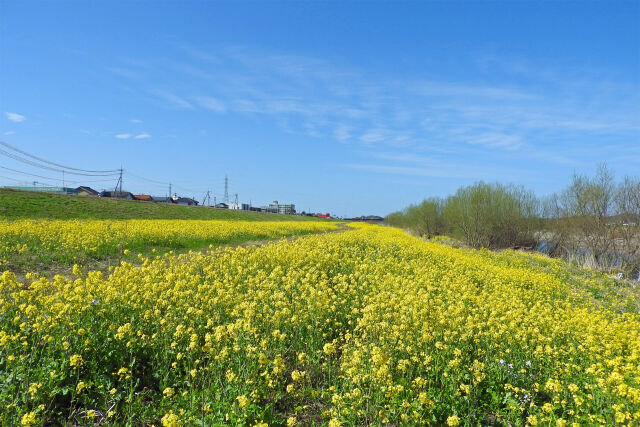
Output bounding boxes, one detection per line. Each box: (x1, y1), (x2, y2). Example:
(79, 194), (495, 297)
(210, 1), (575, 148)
(224, 175), (229, 204)
(114, 168), (123, 194)
(214, 196), (217, 207)
(62, 171), (65, 188)
(234, 193), (238, 205)
(169, 183), (172, 201)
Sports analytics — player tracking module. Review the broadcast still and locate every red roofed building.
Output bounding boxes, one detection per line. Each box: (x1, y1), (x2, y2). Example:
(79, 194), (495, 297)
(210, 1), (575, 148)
(134, 194), (153, 201)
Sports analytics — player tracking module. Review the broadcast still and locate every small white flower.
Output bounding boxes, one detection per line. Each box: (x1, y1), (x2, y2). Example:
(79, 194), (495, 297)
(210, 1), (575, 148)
(525, 361), (532, 367)
(499, 359), (505, 365)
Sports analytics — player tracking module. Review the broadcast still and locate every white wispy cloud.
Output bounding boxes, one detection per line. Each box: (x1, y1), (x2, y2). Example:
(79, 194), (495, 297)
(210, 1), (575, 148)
(134, 133), (151, 139)
(193, 96), (226, 112)
(174, 42), (220, 63)
(345, 163), (464, 178)
(107, 67), (140, 79)
(148, 89), (194, 110)
(334, 125), (352, 141)
(414, 82), (537, 100)
(130, 119), (143, 123)
(3, 131), (16, 135)
(345, 148), (530, 180)
(360, 129), (389, 144)
(115, 133), (131, 139)
(6, 112), (25, 122)
(462, 132), (523, 151)
(107, 43), (639, 176)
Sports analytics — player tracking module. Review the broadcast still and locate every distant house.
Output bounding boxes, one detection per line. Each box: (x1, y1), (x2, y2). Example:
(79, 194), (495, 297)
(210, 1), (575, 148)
(134, 194), (153, 201)
(76, 186), (98, 196)
(175, 197), (199, 206)
(151, 197), (174, 204)
(316, 214), (331, 219)
(215, 202), (229, 209)
(99, 190), (136, 200)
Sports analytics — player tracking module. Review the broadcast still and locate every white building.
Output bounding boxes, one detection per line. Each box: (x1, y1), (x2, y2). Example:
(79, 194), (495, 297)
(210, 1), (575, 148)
(264, 200), (295, 215)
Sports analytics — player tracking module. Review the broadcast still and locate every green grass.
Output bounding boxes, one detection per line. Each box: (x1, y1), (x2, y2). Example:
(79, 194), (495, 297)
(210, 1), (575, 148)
(0, 189), (321, 221)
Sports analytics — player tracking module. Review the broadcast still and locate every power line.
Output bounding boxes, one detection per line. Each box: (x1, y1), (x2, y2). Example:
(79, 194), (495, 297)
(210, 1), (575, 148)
(125, 170), (169, 185)
(0, 165), (66, 183)
(0, 148), (120, 176)
(71, 177), (119, 184)
(0, 174), (57, 186)
(0, 140), (120, 173)
(172, 183), (210, 194)
(0, 174), (34, 183)
(0, 143), (218, 196)
(124, 170), (209, 195)
(0, 165), (119, 186)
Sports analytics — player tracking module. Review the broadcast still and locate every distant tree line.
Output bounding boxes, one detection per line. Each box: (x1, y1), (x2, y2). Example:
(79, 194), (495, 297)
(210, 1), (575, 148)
(386, 183), (539, 248)
(385, 164), (640, 278)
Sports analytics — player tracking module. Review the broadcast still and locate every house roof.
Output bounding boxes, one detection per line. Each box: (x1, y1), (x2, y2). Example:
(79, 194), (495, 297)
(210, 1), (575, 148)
(176, 197), (198, 204)
(99, 191), (135, 198)
(151, 196), (174, 203)
(76, 186), (98, 195)
(134, 194), (152, 201)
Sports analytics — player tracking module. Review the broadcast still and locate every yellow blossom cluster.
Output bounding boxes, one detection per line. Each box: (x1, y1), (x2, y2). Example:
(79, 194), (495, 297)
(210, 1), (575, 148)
(1, 222), (639, 425)
(0, 218), (338, 267)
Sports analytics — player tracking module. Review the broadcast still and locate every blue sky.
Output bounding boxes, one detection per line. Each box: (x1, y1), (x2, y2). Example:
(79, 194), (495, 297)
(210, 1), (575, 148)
(1, 1), (638, 217)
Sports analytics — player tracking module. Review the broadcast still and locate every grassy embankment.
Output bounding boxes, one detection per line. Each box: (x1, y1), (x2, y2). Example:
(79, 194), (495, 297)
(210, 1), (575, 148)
(0, 189), (338, 273)
(0, 189), (319, 221)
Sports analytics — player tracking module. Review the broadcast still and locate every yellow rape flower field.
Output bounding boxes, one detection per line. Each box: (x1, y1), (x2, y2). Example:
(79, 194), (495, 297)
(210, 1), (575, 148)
(0, 219), (339, 271)
(1, 222), (640, 425)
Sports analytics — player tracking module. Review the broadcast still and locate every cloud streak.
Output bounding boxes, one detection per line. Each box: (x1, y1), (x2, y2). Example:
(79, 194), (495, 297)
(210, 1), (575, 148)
(6, 112), (25, 122)
(107, 44), (639, 177)
(147, 89), (194, 110)
(193, 96), (226, 113)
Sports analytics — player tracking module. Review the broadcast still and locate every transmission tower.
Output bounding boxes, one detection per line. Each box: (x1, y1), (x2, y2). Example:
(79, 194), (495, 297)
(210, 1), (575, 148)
(224, 175), (229, 203)
(234, 193), (238, 206)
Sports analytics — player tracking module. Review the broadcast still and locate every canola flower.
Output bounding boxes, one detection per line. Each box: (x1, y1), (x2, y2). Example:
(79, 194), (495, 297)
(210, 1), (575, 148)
(0, 218), (339, 268)
(1, 223), (639, 425)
